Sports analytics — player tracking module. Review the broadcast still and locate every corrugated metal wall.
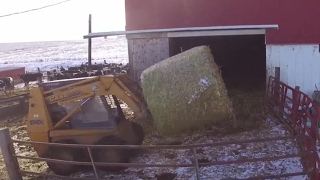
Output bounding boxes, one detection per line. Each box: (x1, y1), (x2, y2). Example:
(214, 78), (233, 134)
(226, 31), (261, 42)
(266, 44), (320, 97)
(128, 38), (169, 82)
(125, 0), (320, 44)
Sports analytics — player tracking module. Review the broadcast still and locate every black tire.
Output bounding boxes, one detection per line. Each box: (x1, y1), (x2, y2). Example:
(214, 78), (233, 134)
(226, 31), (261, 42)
(130, 121), (145, 145)
(45, 140), (81, 176)
(92, 136), (130, 172)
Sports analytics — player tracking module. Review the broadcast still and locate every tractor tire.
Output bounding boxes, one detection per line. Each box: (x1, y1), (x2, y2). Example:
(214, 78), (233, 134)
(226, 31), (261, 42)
(130, 121), (145, 145)
(45, 140), (81, 176)
(128, 121), (145, 156)
(92, 136), (130, 172)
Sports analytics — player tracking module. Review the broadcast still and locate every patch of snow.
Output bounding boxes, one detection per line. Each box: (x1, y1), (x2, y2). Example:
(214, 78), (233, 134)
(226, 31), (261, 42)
(289, 176), (309, 180)
(188, 77), (211, 104)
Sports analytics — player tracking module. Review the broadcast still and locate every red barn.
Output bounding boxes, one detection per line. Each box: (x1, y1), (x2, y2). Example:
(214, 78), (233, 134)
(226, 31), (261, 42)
(0, 66), (25, 84)
(84, 0), (320, 96)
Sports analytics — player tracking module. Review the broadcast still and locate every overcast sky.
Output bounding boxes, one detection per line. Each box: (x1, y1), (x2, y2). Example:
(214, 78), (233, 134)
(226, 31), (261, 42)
(0, 0), (125, 43)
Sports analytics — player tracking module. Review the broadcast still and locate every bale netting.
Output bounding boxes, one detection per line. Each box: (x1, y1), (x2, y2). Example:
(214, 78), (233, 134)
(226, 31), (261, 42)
(140, 46), (234, 136)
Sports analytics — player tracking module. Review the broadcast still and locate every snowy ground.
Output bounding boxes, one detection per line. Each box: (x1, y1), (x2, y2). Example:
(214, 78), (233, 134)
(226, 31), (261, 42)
(2, 102), (309, 180)
(0, 36), (128, 72)
(62, 116), (307, 180)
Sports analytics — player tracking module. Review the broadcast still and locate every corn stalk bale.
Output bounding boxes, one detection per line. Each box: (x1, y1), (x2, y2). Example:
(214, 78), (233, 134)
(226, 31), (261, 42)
(140, 46), (234, 136)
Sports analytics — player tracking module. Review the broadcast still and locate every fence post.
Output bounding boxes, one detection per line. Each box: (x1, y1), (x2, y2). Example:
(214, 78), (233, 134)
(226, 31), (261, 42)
(291, 86), (301, 130)
(274, 67), (282, 115)
(192, 148), (200, 180)
(88, 14), (92, 70)
(0, 128), (22, 180)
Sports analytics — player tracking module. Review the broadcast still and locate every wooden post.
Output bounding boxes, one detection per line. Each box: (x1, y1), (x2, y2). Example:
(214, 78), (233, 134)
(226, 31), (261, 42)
(275, 67), (280, 80)
(290, 86), (301, 125)
(0, 128), (22, 180)
(37, 67), (42, 83)
(88, 14), (92, 70)
(265, 68), (268, 96)
(274, 67), (281, 115)
(274, 67), (281, 103)
(294, 86), (300, 102)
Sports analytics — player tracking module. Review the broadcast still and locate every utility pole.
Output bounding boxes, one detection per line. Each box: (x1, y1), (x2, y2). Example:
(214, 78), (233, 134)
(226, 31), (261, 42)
(88, 14), (92, 70)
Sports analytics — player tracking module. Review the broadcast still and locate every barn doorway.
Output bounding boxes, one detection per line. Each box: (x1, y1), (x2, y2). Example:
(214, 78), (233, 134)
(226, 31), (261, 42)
(169, 34), (267, 131)
(84, 25), (277, 132)
(169, 35), (266, 92)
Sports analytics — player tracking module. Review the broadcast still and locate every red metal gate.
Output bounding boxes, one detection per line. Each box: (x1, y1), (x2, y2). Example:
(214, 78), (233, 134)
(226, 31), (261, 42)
(267, 76), (320, 179)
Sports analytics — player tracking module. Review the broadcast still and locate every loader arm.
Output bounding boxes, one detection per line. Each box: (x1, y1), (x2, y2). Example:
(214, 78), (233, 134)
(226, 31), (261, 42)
(27, 74), (150, 164)
(43, 75), (150, 124)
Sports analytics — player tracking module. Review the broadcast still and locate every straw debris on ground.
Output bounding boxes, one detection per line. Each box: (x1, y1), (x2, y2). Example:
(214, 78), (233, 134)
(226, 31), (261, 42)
(0, 89), (29, 99)
(141, 46), (234, 136)
(211, 89), (269, 134)
(0, 117), (47, 180)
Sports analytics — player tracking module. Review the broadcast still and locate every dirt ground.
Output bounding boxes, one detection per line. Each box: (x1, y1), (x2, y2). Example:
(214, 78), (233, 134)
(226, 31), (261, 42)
(0, 89), (28, 99)
(0, 117), (43, 180)
(0, 87), (309, 180)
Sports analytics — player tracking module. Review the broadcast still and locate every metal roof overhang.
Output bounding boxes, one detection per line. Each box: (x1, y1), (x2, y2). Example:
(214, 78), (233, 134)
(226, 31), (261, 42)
(83, 24), (279, 39)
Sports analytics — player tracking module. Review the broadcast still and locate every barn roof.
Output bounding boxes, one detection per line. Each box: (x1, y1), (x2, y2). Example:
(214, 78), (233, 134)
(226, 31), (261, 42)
(83, 24), (279, 39)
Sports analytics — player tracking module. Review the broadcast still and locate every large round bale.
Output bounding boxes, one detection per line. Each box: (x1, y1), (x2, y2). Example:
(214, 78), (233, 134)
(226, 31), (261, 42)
(140, 45), (234, 136)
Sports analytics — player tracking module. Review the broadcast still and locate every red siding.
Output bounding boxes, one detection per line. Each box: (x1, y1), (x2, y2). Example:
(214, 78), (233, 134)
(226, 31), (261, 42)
(0, 67), (25, 81)
(125, 0), (320, 44)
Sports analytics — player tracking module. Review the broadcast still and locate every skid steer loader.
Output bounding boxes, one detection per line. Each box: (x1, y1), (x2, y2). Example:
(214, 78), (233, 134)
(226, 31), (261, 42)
(26, 74), (152, 176)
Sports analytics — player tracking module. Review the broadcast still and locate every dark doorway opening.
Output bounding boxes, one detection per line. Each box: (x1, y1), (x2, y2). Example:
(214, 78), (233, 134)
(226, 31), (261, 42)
(169, 35), (266, 92)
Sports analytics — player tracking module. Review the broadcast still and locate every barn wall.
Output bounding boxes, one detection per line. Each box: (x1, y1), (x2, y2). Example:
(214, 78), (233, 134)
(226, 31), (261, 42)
(125, 0), (320, 44)
(266, 44), (320, 96)
(127, 38), (169, 82)
(0, 67), (25, 84)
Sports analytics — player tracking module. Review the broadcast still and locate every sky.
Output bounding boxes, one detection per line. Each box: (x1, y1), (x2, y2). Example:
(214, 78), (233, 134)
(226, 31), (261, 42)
(0, 0), (125, 43)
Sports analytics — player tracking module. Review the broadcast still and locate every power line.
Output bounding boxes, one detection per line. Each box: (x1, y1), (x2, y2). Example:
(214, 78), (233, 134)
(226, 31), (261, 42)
(0, 0), (73, 18)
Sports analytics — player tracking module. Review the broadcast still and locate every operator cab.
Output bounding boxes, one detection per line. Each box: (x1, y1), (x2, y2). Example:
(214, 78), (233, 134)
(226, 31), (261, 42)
(39, 78), (126, 130)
